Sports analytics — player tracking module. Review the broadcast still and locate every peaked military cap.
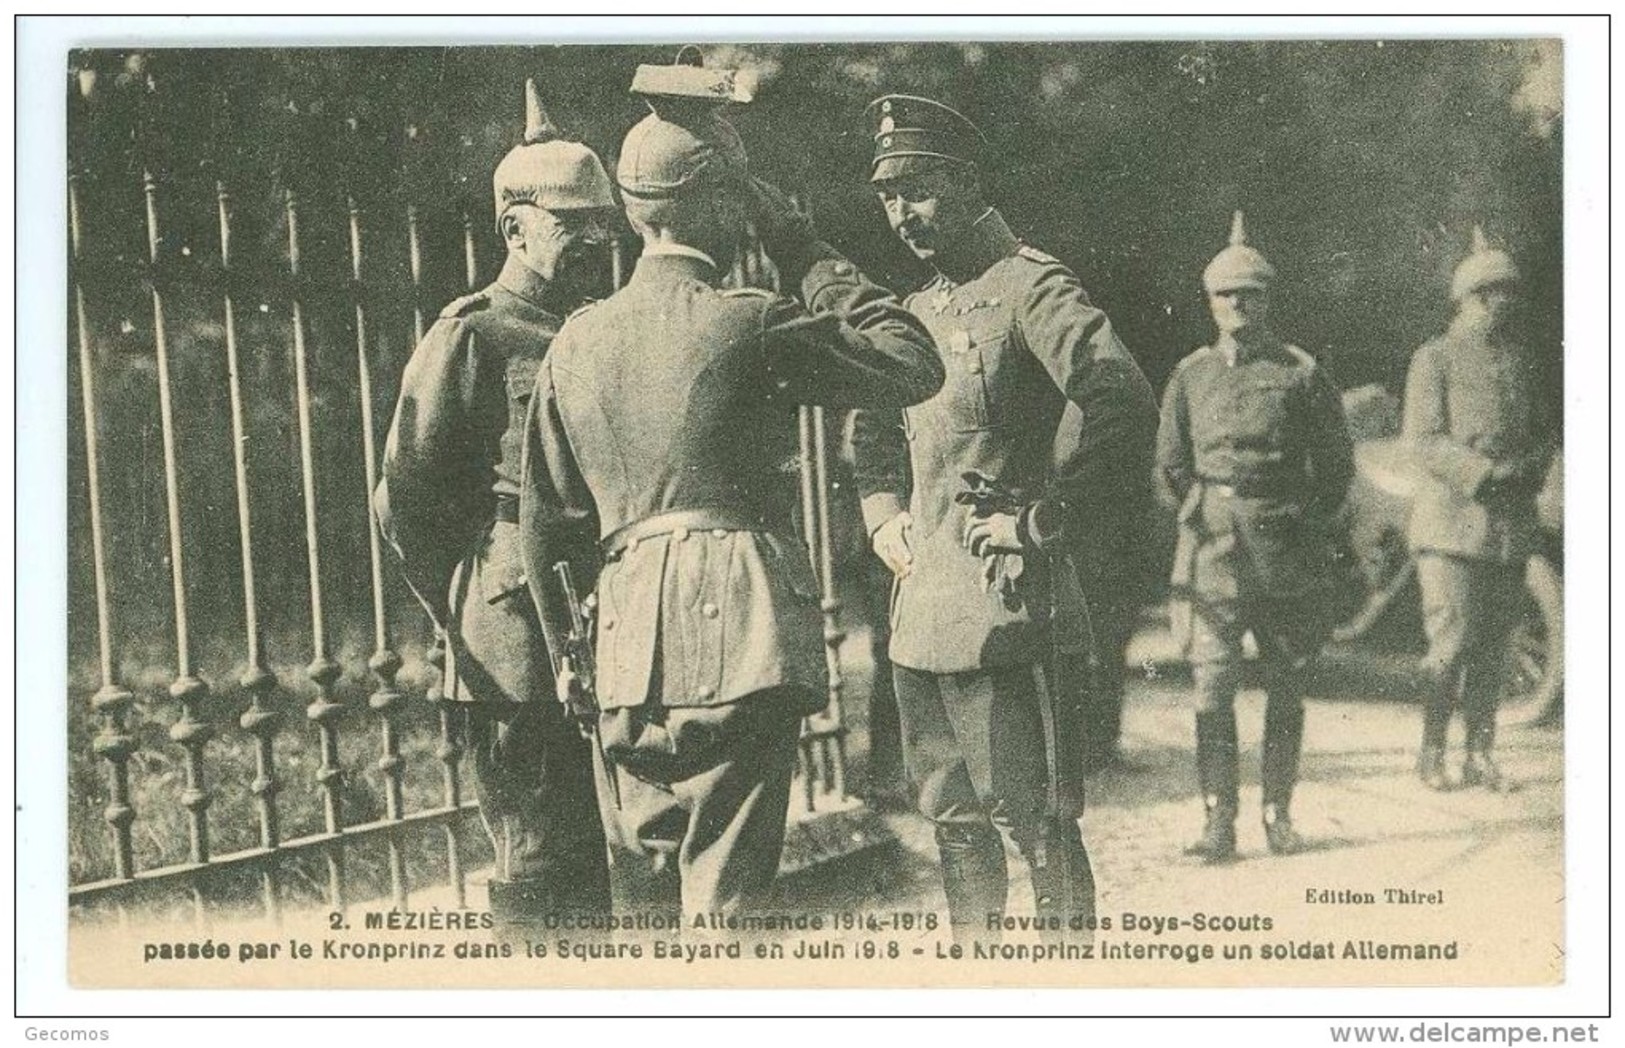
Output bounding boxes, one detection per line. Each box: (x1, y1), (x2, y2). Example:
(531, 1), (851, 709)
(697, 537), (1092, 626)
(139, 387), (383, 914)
(1202, 210), (1277, 294)
(491, 78), (615, 229)
(866, 94), (987, 182)
(1451, 225), (1520, 300)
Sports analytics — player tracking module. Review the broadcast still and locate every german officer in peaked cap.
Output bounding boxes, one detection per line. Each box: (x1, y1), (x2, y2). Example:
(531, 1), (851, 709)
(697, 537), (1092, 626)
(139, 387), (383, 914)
(1403, 228), (1554, 791)
(1154, 212), (1354, 861)
(851, 94), (1158, 944)
(375, 81), (614, 934)
(520, 70), (942, 921)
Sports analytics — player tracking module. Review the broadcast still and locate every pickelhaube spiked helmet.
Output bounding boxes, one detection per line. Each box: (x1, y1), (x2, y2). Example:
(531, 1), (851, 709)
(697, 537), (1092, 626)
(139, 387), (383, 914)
(616, 48), (751, 199)
(490, 79), (616, 229)
(1202, 211), (1276, 294)
(1451, 225), (1520, 301)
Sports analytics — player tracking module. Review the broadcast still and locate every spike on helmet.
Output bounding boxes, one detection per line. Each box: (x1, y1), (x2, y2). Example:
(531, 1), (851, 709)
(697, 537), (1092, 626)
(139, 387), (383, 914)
(1451, 224), (1520, 301)
(491, 78), (615, 230)
(1202, 210), (1276, 294)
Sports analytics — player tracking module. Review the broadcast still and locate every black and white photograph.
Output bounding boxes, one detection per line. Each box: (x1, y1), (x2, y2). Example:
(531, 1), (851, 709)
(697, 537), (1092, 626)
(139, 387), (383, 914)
(18, 13), (1609, 1020)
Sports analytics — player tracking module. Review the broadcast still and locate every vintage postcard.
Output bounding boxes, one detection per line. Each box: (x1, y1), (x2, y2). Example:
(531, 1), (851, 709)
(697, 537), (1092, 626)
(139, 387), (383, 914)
(49, 26), (1585, 996)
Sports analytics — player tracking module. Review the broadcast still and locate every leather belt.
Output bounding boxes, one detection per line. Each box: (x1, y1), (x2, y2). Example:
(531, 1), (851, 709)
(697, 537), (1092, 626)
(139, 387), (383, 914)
(601, 507), (771, 558)
(494, 495), (520, 524)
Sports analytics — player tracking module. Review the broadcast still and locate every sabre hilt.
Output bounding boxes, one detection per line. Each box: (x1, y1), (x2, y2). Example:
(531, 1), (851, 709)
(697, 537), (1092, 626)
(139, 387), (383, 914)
(550, 561), (598, 723)
(549, 560), (620, 809)
(955, 470), (1023, 517)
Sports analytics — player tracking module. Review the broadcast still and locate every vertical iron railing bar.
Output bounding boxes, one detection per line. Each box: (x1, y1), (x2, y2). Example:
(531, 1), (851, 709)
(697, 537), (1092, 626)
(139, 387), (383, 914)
(142, 169), (214, 924)
(217, 181), (284, 924)
(349, 192), (409, 911)
(771, 245), (822, 809)
(406, 203), (427, 345)
(284, 186), (347, 913)
(71, 173), (138, 889)
(796, 405), (823, 810)
(462, 211), (479, 293)
(408, 196), (465, 907)
(810, 405), (849, 801)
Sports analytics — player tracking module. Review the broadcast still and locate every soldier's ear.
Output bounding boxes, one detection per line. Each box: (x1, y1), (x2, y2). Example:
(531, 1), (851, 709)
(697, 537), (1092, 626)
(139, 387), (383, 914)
(499, 210), (527, 251)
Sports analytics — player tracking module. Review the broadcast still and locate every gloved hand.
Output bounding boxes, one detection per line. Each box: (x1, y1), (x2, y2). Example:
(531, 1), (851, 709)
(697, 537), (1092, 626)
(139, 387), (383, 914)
(872, 510), (915, 577)
(749, 176), (815, 261)
(955, 471), (1028, 555)
(962, 511), (1023, 557)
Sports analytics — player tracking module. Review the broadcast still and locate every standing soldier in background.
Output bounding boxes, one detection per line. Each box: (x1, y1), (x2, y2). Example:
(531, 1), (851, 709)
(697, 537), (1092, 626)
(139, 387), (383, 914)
(1403, 228), (1553, 792)
(852, 94), (1157, 943)
(1155, 212), (1354, 862)
(520, 65), (942, 920)
(374, 83), (613, 934)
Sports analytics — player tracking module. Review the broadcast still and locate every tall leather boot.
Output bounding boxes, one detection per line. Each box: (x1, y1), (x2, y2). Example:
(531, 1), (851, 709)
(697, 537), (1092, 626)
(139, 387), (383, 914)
(1023, 817), (1098, 945)
(1417, 667), (1455, 790)
(1184, 711), (1239, 862)
(1261, 694), (1307, 855)
(936, 822), (1009, 948)
(1461, 657), (1508, 792)
(551, 841), (613, 917)
(486, 878), (554, 946)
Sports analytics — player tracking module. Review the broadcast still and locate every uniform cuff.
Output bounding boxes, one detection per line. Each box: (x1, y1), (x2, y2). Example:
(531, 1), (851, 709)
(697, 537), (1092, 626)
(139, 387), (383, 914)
(1462, 457), (1497, 501)
(800, 250), (864, 314)
(862, 493), (906, 538)
(1021, 500), (1064, 551)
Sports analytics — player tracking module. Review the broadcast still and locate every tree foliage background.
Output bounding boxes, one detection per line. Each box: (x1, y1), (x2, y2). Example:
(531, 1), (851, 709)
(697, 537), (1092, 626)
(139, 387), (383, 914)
(67, 39), (1562, 693)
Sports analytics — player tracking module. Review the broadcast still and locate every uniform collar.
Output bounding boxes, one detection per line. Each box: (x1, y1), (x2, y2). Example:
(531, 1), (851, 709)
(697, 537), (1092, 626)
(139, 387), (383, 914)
(633, 242), (722, 285)
(496, 254), (566, 315)
(1214, 328), (1281, 366)
(1447, 308), (1516, 347)
(932, 207), (1020, 284)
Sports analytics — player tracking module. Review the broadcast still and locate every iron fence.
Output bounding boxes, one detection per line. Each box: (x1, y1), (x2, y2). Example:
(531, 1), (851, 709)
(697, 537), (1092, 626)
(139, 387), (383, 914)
(67, 80), (856, 924)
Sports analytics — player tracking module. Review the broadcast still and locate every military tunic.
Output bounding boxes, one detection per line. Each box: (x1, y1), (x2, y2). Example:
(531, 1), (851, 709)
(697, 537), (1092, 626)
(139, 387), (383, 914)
(853, 209), (1155, 836)
(853, 211), (1158, 675)
(1404, 323), (1553, 566)
(521, 244), (942, 917)
(1403, 319), (1554, 709)
(375, 255), (608, 906)
(1155, 333), (1355, 666)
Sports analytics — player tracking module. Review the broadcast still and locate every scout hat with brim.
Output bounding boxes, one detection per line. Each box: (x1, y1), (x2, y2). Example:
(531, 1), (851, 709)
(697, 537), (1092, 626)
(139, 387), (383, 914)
(617, 47), (752, 199)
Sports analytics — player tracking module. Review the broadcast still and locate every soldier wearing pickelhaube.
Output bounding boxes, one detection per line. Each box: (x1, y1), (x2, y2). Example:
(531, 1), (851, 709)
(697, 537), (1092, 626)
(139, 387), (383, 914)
(851, 94), (1158, 944)
(519, 57), (941, 920)
(1154, 212), (1354, 861)
(1404, 227), (1554, 791)
(375, 81), (615, 932)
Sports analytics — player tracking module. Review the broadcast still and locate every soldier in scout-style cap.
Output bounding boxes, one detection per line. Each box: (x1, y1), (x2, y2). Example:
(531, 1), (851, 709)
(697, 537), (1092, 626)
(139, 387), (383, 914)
(850, 93), (1158, 944)
(519, 54), (941, 921)
(1154, 212), (1354, 861)
(375, 80), (615, 935)
(1403, 227), (1555, 791)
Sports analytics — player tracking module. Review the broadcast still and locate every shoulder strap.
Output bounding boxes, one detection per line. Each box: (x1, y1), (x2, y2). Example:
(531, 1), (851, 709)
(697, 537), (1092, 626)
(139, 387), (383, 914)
(1015, 243), (1063, 267)
(439, 289), (491, 319)
(719, 286), (777, 302)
